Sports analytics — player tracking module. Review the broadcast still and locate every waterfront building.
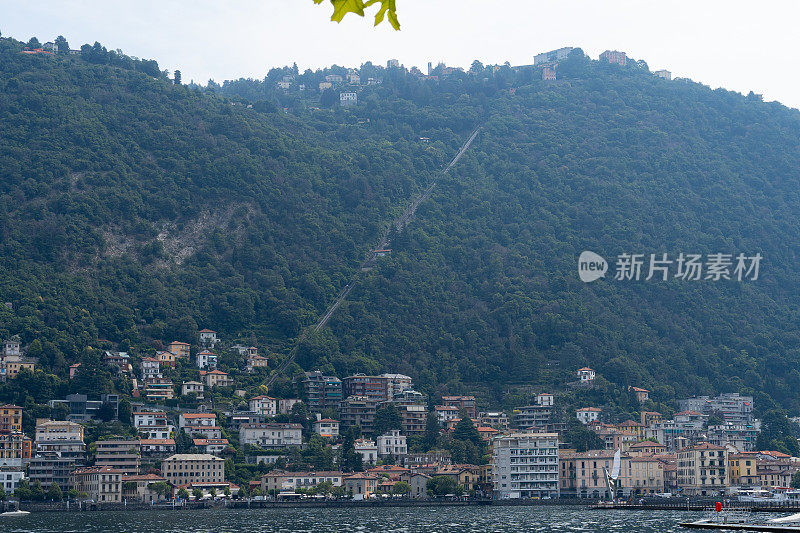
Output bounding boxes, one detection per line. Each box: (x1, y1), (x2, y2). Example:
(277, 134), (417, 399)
(400, 471), (431, 499)
(70, 465), (123, 503)
(493, 432), (559, 499)
(630, 456), (665, 494)
(261, 470), (343, 492)
(344, 472), (379, 500)
(162, 453), (224, 485)
(239, 423), (303, 448)
(121, 473), (170, 503)
(559, 449), (633, 499)
(436, 464), (481, 492)
(0, 467), (26, 493)
(676, 442), (728, 496)
(94, 438), (140, 475)
(29, 452), (79, 489)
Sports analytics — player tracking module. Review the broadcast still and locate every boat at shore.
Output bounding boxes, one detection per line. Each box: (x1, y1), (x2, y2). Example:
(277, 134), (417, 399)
(1, 510), (30, 517)
(682, 511), (800, 531)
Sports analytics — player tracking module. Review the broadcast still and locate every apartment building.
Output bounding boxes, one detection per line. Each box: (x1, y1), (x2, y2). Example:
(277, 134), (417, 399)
(492, 433), (559, 499)
(442, 396), (476, 418)
(161, 453), (225, 485)
(94, 439), (140, 475)
(261, 470), (343, 492)
(297, 371), (342, 412)
(70, 465), (123, 503)
(239, 423), (303, 448)
(0, 404), (22, 432)
(676, 443), (728, 496)
(559, 450), (632, 499)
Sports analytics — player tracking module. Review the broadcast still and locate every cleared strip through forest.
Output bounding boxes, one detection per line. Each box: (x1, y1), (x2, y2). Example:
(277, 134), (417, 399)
(265, 125), (481, 387)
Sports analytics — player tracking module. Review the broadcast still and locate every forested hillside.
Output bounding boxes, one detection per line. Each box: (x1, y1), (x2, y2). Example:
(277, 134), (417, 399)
(3, 36), (800, 411)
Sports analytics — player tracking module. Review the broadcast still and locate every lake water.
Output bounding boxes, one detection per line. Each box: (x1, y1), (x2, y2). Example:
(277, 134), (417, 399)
(0, 506), (736, 532)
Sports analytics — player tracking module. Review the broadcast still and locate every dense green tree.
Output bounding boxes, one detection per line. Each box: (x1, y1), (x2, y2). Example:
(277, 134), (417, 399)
(452, 416), (481, 447)
(563, 418), (605, 452)
(373, 403), (402, 436)
(47, 482), (63, 502)
(54, 35), (69, 54)
(426, 475), (456, 496)
(756, 410), (800, 456)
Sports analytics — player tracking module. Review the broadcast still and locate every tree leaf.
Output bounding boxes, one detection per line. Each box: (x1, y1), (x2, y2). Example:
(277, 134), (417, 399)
(330, 0), (365, 23)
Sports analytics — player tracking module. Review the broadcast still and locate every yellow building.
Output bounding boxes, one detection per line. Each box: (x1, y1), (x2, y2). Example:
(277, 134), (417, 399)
(728, 453), (759, 486)
(0, 404), (22, 432)
(676, 443), (728, 496)
(627, 441), (667, 457)
(630, 456), (665, 494)
(1, 356), (35, 379)
(167, 341), (190, 359)
(617, 420), (646, 440)
(156, 351), (176, 368)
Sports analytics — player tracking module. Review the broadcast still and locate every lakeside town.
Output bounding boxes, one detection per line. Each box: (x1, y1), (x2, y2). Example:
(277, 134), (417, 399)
(0, 328), (792, 509)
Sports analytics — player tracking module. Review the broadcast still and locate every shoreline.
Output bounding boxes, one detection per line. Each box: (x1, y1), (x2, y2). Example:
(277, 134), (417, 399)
(8, 498), (800, 514)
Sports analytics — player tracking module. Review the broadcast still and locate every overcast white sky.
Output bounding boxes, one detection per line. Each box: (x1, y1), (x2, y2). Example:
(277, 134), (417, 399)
(3, 1), (800, 108)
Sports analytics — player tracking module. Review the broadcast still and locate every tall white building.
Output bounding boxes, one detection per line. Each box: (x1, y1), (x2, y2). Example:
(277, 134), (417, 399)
(492, 433), (559, 499)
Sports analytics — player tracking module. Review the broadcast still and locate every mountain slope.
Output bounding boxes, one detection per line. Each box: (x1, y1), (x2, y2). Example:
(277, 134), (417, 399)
(3, 39), (800, 411)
